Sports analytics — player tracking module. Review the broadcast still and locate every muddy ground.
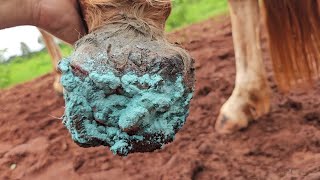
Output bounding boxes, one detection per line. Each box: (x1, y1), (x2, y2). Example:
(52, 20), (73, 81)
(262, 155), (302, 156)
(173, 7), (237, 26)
(1, 17), (320, 180)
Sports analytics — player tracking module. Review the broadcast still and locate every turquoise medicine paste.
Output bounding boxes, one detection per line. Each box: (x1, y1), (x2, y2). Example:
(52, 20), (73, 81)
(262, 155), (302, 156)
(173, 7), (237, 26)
(59, 57), (193, 156)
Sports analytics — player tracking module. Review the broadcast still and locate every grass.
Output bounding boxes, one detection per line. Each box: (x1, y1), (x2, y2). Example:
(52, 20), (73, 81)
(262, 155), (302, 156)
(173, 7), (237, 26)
(166, 0), (228, 31)
(0, 0), (228, 89)
(0, 45), (72, 89)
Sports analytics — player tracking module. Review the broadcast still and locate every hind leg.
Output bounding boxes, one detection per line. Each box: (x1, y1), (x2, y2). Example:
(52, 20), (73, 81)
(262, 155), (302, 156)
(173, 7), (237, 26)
(215, 0), (271, 134)
(38, 29), (63, 95)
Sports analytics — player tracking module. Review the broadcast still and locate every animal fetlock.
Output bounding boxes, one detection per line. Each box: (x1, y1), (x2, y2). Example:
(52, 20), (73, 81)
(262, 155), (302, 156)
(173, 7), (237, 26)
(79, 0), (172, 37)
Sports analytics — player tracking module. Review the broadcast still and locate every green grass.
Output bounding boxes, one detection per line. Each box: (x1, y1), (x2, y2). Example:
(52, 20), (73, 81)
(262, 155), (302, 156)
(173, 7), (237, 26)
(0, 45), (72, 89)
(0, 0), (228, 89)
(166, 0), (228, 31)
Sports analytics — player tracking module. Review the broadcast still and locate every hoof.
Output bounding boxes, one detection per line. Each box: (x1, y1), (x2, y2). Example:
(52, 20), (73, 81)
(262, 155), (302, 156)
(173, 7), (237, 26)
(53, 77), (63, 96)
(58, 24), (195, 156)
(215, 87), (270, 134)
(215, 114), (249, 134)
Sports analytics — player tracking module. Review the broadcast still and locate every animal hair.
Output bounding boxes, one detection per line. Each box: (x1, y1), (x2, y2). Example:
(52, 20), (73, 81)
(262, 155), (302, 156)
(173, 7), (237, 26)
(79, 0), (172, 38)
(262, 0), (320, 91)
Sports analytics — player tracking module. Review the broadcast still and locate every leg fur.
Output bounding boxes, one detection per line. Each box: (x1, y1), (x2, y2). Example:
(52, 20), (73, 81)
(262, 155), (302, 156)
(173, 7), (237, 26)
(79, 0), (171, 37)
(215, 0), (270, 134)
(38, 29), (63, 94)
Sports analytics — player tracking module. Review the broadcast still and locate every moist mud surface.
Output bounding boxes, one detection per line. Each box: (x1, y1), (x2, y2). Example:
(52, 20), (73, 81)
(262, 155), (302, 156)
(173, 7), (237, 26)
(1, 17), (320, 179)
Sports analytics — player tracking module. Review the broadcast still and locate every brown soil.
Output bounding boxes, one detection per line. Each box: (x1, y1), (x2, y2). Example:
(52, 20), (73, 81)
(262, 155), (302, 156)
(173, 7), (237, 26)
(1, 17), (320, 180)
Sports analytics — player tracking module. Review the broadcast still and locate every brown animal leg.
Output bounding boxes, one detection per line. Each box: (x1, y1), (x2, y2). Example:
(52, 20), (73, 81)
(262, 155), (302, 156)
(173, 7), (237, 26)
(78, 0), (171, 34)
(38, 29), (63, 95)
(215, 0), (271, 134)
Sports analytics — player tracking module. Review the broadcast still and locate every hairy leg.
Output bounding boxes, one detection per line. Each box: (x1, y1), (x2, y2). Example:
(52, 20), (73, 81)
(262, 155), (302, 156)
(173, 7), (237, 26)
(38, 29), (63, 94)
(215, 0), (271, 134)
(78, 0), (171, 34)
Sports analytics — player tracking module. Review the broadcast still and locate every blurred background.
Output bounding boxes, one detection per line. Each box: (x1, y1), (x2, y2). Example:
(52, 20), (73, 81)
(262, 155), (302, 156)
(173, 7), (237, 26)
(0, 0), (227, 89)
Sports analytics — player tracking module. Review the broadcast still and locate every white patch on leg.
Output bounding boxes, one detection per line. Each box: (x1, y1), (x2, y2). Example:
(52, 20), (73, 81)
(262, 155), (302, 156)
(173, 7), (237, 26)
(215, 0), (271, 134)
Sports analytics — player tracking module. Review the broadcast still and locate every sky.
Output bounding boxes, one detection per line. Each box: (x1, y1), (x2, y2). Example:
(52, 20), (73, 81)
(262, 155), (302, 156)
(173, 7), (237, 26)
(0, 26), (44, 59)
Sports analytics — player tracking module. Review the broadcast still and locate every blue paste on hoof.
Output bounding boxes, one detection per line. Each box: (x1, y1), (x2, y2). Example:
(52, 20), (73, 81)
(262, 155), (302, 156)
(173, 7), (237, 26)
(58, 25), (194, 156)
(59, 58), (193, 155)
